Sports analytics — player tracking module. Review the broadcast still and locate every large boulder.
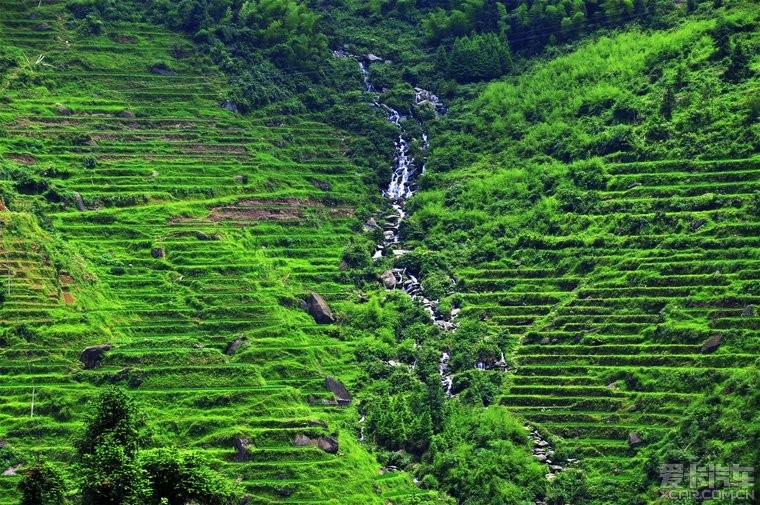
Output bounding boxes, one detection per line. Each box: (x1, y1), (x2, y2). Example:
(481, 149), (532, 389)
(80, 344), (112, 369)
(324, 376), (352, 406)
(221, 100), (239, 113)
(233, 436), (250, 462)
(73, 192), (86, 211)
(742, 305), (755, 317)
(628, 431), (643, 448)
(380, 270), (397, 289)
(317, 436), (339, 454)
(305, 293), (334, 324)
(700, 334), (722, 354)
(293, 434), (313, 447)
(150, 64), (176, 75)
(225, 338), (244, 356)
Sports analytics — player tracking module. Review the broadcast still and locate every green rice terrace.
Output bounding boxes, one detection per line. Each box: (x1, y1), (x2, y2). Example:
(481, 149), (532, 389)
(0, 0), (758, 504)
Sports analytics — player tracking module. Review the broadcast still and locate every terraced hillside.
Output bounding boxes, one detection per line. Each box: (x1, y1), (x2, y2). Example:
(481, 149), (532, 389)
(0, 2), (424, 503)
(454, 158), (760, 488)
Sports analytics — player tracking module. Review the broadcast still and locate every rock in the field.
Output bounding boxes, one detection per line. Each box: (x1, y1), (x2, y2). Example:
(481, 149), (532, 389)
(690, 218), (706, 231)
(540, 337), (551, 345)
(80, 344), (112, 369)
(364, 217), (379, 230)
(317, 436), (339, 454)
(339, 260), (349, 271)
(308, 419), (327, 428)
(324, 376), (352, 406)
(2, 465), (21, 476)
(233, 174), (248, 184)
(310, 179), (331, 191)
(305, 292), (334, 324)
(73, 191), (86, 211)
(196, 231), (219, 241)
(549, 464), (564, 472)
(56, 104), (73, 116)
(293, 434), (312, 447)
(535, 454), (547, 463)
(628, 431), (643, 448)
(118, 110), (136, 118)
(225, 338), (244, 356)
(700, 334), (722, 354)
(380, 270), (397, 289)
(221, 100), (239, 113)
(742, 305), (755, 317)
(363, 53), (383, 63)
(233, 436), (251, 461)
(34, 23), (51, 31)
(150, 64), (176, 75)
(150, 247), (165, 259)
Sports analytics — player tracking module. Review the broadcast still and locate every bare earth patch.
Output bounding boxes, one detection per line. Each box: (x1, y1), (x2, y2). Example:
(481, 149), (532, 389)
(5, 154), (37, 165)
(170, 198), (354, 224)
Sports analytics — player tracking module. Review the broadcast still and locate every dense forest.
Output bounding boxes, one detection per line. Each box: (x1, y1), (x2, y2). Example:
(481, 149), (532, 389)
(0, 0), (758, 504)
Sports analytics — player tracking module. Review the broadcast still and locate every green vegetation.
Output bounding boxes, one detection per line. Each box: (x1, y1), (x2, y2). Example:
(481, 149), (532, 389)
(0, 0), (757, 503)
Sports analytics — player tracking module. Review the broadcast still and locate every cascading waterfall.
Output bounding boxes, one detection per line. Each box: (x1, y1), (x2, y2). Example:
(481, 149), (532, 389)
(336, 49), (567, 482)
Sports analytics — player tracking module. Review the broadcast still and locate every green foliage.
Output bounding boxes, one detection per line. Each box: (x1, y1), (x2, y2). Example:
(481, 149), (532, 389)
(75, 387), (147, 459)
(140, 450), (237, 505)
(18, 459), (67, 505)
(440, 33), (511, 83)
(426, 405), (545, 504)
(80, 437), (149, 505)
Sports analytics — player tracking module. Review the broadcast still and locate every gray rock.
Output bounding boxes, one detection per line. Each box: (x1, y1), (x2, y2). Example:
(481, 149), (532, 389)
(2, 465), (21, 476)
(628, 431), (643, 447)
(233, 175), (248, 184)
(380, 270), (397, 289)
(118, 110), (135, 118)
(700, 334), (722, 354)
(364, 53), (383, 63)
(535, 454), (547, 463)
(73, 191), (86, 211)
(364, 218), (379, 229)
(150, 247), (165, 259)
(742, 305), (754, 317)
(308, 419), (327, 428)
(293, 434), (312, 447)
(80, 344), (112, 369)
(196, 231), (219, 241)
(233, 436), (250, 461)
(225, 338), (243, 356)
(150, 64), (176, 75)
(317, 436), (339, 454)
(305, 292), (334, 324)
(34, 23), (51, 31)
(310, 179), (331, 191)
(221, 100), (239, 113)
(56, 104), (73, 116)
(324, 376), (352, 405)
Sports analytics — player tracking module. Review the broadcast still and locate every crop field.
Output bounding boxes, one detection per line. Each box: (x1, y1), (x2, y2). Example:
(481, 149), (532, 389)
(453, 156), (760, 489)
(0, 2), (426, 503)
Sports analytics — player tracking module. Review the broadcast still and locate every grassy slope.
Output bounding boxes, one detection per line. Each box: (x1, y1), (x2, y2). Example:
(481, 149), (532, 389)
(409, 4), (759, 501)
(0, 1), (433, 503)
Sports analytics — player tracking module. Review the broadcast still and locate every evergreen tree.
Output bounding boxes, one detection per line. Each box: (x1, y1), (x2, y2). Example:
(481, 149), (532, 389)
(725, 42), (750, 82)
(661, 86), (675, 120)
(18, 459), (67, 505)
